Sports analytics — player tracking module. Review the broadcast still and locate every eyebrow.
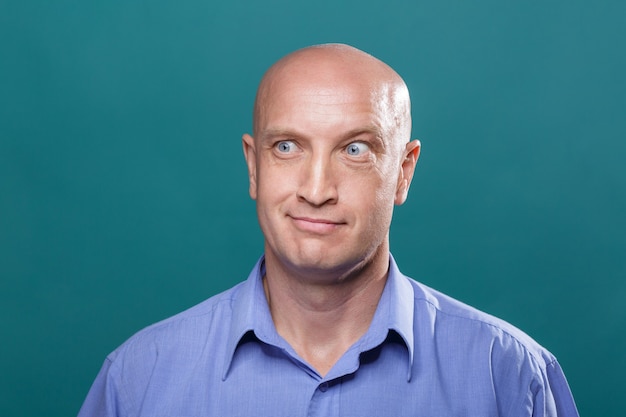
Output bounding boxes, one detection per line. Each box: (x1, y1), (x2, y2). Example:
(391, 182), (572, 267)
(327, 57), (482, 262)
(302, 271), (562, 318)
(258, 128), (300, 141)
(260, 125), (384, 142)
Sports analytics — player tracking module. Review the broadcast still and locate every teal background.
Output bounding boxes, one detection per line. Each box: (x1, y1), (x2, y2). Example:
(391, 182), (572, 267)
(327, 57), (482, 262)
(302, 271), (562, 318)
(1, 0), (624, 415)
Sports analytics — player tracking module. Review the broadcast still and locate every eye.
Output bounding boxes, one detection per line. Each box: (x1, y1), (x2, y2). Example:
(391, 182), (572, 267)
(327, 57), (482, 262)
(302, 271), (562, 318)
(275, 140), (296, 153)
(345, 142), (369, 156)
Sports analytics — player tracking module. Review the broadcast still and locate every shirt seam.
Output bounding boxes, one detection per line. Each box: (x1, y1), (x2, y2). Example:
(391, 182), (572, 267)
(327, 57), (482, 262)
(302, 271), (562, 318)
(414, 295), (551, 369)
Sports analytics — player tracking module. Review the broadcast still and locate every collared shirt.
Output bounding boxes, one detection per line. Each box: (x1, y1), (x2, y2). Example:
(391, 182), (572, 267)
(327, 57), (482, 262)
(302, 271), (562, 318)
(78, 255), (579, 416)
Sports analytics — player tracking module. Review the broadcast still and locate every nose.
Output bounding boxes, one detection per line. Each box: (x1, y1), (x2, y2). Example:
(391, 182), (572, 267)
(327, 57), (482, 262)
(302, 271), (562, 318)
(296, 153), (338, 207)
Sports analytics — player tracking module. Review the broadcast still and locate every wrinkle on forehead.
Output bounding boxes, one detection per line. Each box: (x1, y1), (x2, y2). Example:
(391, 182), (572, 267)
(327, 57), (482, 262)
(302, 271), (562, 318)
(370, 82), (411, 144)
(253, 44), (411, 147)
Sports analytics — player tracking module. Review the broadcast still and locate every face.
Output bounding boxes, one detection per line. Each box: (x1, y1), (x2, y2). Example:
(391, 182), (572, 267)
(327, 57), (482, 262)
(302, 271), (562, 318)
(243, 64), (419, 282)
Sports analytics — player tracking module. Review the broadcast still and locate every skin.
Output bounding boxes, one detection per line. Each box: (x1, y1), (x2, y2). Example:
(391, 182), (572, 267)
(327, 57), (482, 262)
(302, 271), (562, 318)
(242, 44), (420, 376)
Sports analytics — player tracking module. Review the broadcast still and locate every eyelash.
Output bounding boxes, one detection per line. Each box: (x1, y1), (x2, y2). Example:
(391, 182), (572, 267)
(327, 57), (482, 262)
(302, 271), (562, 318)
(276, 140), (295, 153)
(345, 142), (369, 156)
(271, 140), (371, 158)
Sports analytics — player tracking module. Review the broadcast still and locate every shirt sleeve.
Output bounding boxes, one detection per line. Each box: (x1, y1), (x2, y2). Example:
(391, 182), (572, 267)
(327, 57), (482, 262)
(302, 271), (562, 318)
(77, 358), (126, 417)
(490, 332), (579, 417)
(532, 359), (579, 417)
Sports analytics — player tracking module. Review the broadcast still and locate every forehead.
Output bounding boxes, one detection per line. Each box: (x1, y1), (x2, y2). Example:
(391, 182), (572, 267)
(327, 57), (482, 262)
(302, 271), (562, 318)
(257, 74), (397, 138)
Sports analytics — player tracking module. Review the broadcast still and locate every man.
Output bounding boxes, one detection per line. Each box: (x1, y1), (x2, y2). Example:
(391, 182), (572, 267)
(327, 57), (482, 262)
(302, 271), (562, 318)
(78, 44), (579, 416)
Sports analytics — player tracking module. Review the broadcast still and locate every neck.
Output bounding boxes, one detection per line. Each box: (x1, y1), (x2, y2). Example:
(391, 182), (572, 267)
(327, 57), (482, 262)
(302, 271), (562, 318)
(263, 247), (389, 376)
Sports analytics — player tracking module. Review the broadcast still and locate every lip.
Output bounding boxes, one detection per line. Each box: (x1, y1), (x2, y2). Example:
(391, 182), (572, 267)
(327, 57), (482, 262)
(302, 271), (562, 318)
(289, 216), (344, 234)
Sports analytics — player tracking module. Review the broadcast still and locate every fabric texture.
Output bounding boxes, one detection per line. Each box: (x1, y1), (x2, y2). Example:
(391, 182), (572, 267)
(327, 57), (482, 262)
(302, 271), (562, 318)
(78, 255), (579, 417)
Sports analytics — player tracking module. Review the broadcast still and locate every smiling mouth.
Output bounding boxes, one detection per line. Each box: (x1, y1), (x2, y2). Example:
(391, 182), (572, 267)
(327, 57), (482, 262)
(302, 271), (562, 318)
(289, 216), (344, 234)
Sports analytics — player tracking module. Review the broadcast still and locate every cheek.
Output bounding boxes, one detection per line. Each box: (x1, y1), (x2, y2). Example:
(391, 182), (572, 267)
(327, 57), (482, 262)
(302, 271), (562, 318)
(343, 173), (396, 216)
(255, 164), (297, 206)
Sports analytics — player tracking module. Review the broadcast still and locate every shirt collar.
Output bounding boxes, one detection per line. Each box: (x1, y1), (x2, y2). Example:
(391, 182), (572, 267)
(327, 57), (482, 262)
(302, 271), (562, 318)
(378, 254), (415, 380)
(351, 254), (414, 381)
(222, 256), (272, 380)
(222, 254), (415, 381)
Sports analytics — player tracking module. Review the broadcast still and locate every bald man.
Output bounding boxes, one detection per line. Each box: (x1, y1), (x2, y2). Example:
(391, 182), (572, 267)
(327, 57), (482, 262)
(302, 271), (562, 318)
(78, 44), (579, 417)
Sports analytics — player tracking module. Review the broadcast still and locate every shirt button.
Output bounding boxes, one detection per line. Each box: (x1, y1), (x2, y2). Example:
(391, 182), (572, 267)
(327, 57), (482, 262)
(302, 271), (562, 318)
(319, 382), (329, 392)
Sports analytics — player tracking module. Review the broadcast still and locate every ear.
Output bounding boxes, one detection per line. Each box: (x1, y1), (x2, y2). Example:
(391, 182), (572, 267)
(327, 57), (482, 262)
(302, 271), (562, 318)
(394, 139), (421, 205)
(242, 133), (258, 200)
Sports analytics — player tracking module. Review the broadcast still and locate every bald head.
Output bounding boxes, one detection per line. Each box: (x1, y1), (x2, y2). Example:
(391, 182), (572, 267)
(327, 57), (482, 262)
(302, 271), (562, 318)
(252, 44), (411, 147)
(242, 43), (421, 286)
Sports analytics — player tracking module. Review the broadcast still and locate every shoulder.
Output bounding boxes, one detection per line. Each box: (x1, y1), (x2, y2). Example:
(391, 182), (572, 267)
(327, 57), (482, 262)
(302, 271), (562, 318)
(107, 281), (245, 364)
(79, 281), (252, 416)
(407, 277), (557, 369)
(399, 275), (578, 415)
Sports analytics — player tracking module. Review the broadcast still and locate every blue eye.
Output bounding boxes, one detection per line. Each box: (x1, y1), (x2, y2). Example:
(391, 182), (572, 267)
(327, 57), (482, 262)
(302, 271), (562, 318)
(276, 140), (296, 153)
(346, 142), (369, 156)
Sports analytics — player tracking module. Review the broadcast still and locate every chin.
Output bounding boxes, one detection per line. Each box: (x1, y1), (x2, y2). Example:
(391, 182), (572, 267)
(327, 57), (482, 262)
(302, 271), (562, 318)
(286, 248), (375, 279)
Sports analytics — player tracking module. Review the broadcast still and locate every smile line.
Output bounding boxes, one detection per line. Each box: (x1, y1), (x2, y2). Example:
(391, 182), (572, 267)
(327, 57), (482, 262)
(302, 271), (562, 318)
(290, 216), (344, 225)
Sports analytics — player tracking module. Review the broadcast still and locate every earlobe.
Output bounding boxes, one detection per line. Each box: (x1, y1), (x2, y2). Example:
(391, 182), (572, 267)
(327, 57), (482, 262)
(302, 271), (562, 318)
(242, 134), (258, 200)
(394, 139), (421, 205)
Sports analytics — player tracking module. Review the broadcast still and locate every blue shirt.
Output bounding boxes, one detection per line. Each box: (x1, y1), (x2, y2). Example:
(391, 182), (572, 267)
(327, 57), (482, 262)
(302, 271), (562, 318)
(78, 255), (579, 416)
